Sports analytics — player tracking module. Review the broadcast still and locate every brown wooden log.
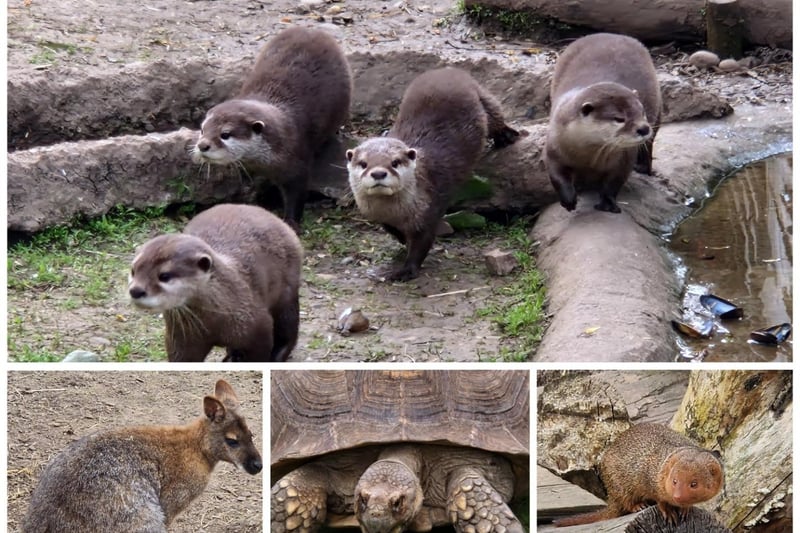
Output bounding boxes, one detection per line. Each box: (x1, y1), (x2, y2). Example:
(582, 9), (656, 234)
(706, 0), (744, 59)
(464, 0), (791, 48)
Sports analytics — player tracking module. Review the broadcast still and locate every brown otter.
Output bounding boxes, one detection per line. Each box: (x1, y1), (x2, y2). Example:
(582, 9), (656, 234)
(545, 33), (662, 213)
(128, 204), (303, 362)
(192, 26), (352, 229)
(346, 67), (520, 281)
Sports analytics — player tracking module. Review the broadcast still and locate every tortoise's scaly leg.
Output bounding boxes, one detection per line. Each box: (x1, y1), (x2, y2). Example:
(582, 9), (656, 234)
(446, 466), (524, 533)
(271, 464), (328, 533)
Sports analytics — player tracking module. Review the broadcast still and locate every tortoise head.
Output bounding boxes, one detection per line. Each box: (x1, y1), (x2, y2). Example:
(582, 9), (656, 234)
(354, 457), (424, 533)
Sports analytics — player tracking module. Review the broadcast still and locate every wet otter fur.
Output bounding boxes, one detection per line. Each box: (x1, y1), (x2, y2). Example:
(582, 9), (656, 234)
(346, 67), (519, 281)
(192, 27), (352, 229)
(129, 204), (303, 362)
(546, 32), (662, 213)
(554, 424), (724, 527)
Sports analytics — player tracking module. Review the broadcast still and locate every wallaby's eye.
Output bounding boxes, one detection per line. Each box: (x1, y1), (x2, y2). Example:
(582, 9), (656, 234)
(359, 161), (368, 169)
(225, 437), (240, 448)
(391, 159), (401, 168)
(158, 272), (173, 283)
(220, 131), (231, 140)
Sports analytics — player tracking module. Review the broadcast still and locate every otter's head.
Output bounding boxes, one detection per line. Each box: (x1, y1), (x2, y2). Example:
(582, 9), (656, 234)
(128, 234), (216, 313)
(346, 138), (417, 199)
(192, 100), (286, 167)
(560, 82), (652, 151)
(354, 459), (424, 533)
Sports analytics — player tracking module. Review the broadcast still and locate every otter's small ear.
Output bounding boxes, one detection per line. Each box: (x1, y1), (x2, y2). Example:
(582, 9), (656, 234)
(197, 255), (212, 272)
(252, 121), (265, 134)
(632, 89), (639, 96)
(580, 103), (594, 116)
(346, 149), (354, 162)
(406, 149), (417, 161)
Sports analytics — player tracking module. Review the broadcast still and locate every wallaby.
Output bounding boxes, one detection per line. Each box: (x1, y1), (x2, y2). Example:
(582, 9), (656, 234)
(22, 379), (262, 533)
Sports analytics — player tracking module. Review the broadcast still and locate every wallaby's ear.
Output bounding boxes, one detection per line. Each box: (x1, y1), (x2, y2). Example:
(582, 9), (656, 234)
(204, 396), (227, 422)
(214, 379), (240, 407)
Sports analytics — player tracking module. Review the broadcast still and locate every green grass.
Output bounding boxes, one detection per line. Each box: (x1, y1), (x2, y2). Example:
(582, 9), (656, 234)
(8, 205), (185, 362)
(476, 218), (548, 361)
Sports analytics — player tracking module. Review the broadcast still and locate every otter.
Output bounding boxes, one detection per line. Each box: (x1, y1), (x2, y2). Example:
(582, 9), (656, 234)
(346, 67), (520, 281)
(545, 32), (662, 213)
(192, 26), (352, 230)
(128, 204), (303, 362)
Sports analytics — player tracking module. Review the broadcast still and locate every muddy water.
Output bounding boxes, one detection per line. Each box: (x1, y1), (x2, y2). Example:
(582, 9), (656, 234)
(669, 154), (793, 362)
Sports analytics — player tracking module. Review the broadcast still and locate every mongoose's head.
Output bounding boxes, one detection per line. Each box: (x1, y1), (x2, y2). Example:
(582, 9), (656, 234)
(346, 137), (418, 199)
(128, 234), (215, 313)
(663, 448), (724, 507)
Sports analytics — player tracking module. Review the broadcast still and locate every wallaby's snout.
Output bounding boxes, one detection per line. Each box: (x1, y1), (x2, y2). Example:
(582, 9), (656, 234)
(245, 455), (263, 475)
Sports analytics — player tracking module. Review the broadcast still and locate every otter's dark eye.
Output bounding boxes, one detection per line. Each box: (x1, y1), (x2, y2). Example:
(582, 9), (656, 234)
(614, 117), (625, 124)
(158, 272), (173, 283)
(391, 159), (401, 168)
(359, 161), (368, 169)
(220, 131), (231, 140)
(225, 437), (240, 448)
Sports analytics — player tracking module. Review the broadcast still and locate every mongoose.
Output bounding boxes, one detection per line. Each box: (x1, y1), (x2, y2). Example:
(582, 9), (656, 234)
(22, 379), (262, 533)
(129, 203), (303, 362)
(192, 26), (352, 229)
(346, 67), (519, 281)
(554, 423), (723, 527)
(545, 33), (662, 213)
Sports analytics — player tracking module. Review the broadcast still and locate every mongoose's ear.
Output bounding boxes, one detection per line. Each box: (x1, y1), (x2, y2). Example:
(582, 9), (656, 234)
(204, 396), (227, 422)
(214, 379), (240, 406)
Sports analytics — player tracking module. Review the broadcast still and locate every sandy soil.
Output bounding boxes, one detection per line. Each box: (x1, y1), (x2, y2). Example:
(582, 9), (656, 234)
(7, 371), (264, 532)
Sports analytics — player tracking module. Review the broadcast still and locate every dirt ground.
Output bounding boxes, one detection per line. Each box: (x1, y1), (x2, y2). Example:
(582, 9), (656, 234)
(6, 371), (264, 532)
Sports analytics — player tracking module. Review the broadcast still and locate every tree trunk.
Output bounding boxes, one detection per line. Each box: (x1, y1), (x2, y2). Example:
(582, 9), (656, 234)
(706, 0), (744, 59)
(464, 0), (791, 48)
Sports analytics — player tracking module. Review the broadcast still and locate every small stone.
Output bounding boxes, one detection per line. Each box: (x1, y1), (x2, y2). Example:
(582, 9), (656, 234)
(325, 4), (343, 15)
(689, 50), (720, 69)
(484, 248), (519, 276)
(738, 56), (759, 69)
(718, 59), (742, 72)
(63, 350), (101, 362)
(436, 219), (454, 236)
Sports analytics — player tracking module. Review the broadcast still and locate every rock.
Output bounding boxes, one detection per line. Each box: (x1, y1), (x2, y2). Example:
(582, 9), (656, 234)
(444, 210), (487, 230)
(296, 0), (325, 13)
(484, 249), (519, 276)
(688, 50), (720, 69)
(337, 307), (370, 336)
(718, 59), (742, 72)
(63, 350), (101, 362)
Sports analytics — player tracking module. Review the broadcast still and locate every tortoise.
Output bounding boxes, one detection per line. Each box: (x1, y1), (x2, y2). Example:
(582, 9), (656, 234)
(271, 370), (529, 533)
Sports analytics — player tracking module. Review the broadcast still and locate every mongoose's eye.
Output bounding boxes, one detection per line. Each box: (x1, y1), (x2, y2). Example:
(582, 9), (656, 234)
(158, 272), (173, 283)
(225, 438), (240, 448)
(220, 131), (231, 140)
(359, 161), (368, 169)
(690, 480), (698, 488)
(391, 159), (401, 168)
(672, 478), (678, 485)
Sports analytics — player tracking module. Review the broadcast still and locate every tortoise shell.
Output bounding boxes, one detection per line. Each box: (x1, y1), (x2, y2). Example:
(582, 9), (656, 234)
(271, 370), (529, 487)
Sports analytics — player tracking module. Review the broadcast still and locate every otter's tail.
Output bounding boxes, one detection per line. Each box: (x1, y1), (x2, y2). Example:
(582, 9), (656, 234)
(552, 507), (616, 527)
